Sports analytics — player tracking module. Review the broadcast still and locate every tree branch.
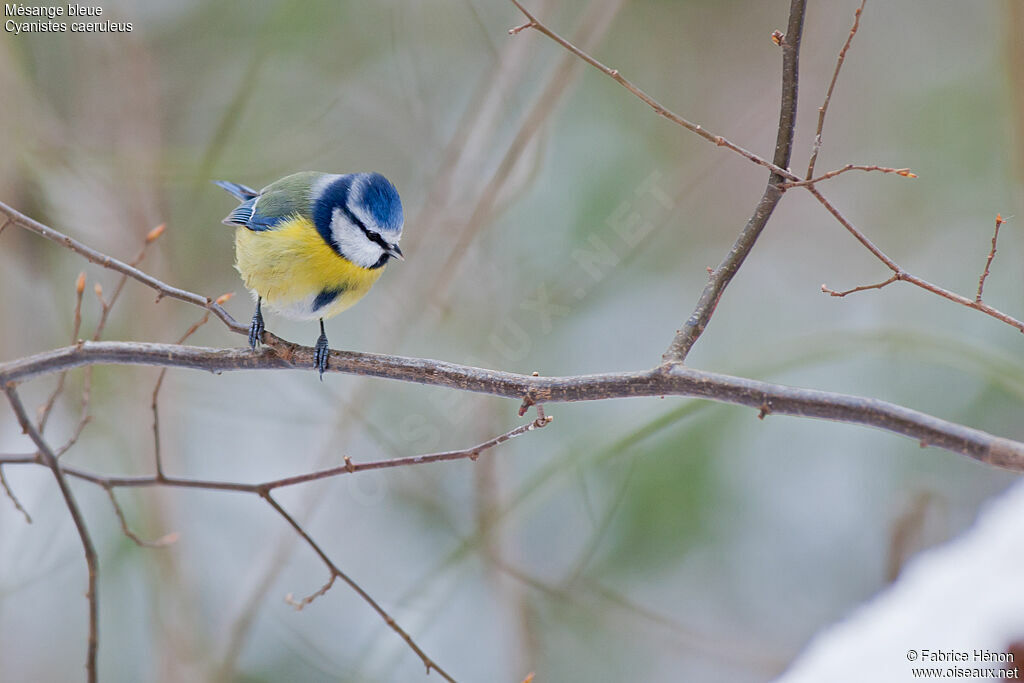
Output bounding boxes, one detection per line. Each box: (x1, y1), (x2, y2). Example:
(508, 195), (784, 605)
(0, 201), (241, 333)
(663, 0), (807, 362)
(259, 492), (457, 681)
(976, 214), (1006, 303)
(0, 417), (552, 682)
(822, 274), (898, 297)
(810, 188), (1024, 333)
(0, 464), (32, 523)
(780, 164), (915, 189)
(37, 272), (86, 433)
(3, 385), (99, 683)
(508, 0), (800, 182)
(1, 417), (553, 494)
(806, 0), (868, 179)
(2, 5), (1019, 678)
(105, 488), (178, 548)
(3, 340), (1023, 471)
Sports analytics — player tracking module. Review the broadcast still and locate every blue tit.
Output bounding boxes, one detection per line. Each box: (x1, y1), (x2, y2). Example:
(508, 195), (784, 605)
(214, 171), (404, 378)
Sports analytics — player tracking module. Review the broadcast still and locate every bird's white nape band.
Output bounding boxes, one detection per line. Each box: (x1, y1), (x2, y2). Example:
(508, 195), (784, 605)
(310, 173), (342, 201)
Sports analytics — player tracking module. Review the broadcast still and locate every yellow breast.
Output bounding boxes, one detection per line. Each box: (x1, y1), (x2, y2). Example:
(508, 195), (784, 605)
(234, 215), (384, 321)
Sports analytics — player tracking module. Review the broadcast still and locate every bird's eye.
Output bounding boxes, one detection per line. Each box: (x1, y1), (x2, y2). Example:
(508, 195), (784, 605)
(364, 229), (390, 251)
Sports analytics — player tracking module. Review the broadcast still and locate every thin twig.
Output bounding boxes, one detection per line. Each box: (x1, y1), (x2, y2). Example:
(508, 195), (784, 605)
(258, 415), (551, 491)
(3, 341), (1024, 470)
(976, 214), (1006, 303)
(4, 385), (98, 683)
(151, 305), (224, 478)
(797, 3), (1015, 332)
(92, 231), (158, 342)
(806, 0), (868, 179)
(260, 493), (457, 681)
(0, 418), (554, 494)
(32, 225), (166, 461)
(663, 0), (808, 362)
(0, 464), (32, 523)
(781, 164), (915, 189)
(0, 202), (241, 333)
(150, 378), (166, 479)
(62, 239), (155, 455)
(54, 413), (92, 458)
(37, 272), (86, 433)
(105, 488), (179, 548)
(822, 274), (898, 297)
(55, 362), (93, 460)
(285, 574), (336, 611)
(810, 188), (1024, 333)
(508, 0), (801, 183)
(808, 186), (900, 270)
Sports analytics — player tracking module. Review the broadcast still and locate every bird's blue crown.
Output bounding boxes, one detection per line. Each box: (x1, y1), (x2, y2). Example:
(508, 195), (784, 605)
(313, 173), (403, 239)
(357, 172), (403, 234)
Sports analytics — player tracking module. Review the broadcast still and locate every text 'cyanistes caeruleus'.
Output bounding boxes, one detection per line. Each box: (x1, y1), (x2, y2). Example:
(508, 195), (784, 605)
(214, 171), (404, 378)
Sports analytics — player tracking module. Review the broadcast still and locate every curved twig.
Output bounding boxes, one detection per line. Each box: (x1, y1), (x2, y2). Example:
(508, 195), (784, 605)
(0, 201), (241, 333)
(3, 386), (99, 683)
(667, 0), (807, 361)
(509, 0), (800, 183)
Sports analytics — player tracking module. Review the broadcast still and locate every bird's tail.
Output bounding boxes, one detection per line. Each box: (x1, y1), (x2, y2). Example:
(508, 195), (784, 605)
(212, 180), (259, 201)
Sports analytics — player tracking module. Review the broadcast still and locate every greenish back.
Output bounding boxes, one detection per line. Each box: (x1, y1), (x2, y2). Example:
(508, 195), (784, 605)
(255, 171), (321, 221)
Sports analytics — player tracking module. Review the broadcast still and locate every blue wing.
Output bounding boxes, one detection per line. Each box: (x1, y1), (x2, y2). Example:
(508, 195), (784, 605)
(215, 180), (268, 229)
(213, 180), (259, 201)
(214, 174), (318, 232)
(222, 197), (257, 226)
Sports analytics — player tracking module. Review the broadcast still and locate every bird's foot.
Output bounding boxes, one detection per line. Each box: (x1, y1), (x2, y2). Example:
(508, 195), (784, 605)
(314, 330), (329, 381)
(248, 308), (265, 350)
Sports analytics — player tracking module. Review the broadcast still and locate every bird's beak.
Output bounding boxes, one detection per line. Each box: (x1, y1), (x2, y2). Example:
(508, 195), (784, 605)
(387, 244), (404, 261)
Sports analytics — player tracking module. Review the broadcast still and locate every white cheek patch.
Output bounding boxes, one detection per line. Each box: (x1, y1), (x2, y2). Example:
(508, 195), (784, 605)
(331, 207), (384, 268)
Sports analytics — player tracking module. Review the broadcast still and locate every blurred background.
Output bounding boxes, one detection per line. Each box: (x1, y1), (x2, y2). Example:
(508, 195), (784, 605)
(1, 0), (1022, 681)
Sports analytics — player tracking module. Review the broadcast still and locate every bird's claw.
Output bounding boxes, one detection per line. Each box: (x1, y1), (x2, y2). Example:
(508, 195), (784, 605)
(314, 332), (329, 380)
(248, 308), (265, 350)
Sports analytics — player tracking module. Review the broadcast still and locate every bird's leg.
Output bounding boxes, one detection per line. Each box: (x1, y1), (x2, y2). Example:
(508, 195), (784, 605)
(314, 318), (329, 380)
(248, 297), (265, 349)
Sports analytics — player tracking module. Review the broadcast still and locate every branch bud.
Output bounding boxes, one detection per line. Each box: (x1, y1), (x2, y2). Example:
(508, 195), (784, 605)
(145, 223), (166, 243)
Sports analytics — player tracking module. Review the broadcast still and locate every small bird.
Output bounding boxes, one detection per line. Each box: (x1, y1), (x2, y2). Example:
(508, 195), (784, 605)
(214, 171), (404, 378)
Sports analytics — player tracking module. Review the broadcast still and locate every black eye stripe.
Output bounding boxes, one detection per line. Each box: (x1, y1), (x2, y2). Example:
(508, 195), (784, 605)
(340, 201), (391, 249)
(345, 210), (392, 270)
(366, 230), (389, 250)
